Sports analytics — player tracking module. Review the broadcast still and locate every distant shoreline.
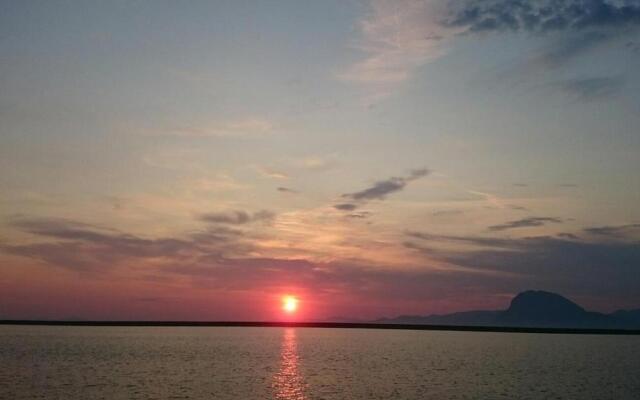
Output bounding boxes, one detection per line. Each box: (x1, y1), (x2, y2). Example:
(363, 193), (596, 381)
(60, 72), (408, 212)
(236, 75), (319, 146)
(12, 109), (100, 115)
(1, 320), (639, 335)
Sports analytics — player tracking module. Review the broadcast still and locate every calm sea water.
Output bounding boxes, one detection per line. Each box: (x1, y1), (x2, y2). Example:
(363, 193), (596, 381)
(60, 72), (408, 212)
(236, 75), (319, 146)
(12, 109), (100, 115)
(1, 326), (639, 399)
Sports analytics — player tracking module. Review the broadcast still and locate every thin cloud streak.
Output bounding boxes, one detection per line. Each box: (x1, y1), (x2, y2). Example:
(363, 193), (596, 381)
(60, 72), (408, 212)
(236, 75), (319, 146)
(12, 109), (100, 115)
(488, 216), (563, 231)
(277, 187), (298, 194)
(199, 210), (275, 225)
(584, 223), (640, 238)
(553, 76), (625, 101)
(256, 166), (290, 180)
(335, 168), (429, 210)
(159, 118), (275, 138)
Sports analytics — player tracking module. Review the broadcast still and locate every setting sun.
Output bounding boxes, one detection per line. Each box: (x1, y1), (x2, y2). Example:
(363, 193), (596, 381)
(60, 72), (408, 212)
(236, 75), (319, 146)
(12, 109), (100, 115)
(282, 296), (299, 313)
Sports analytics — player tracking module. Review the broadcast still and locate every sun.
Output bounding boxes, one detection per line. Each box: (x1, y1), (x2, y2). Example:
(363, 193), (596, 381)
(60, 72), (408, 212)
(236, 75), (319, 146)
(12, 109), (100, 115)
(282, 295), (299, 313)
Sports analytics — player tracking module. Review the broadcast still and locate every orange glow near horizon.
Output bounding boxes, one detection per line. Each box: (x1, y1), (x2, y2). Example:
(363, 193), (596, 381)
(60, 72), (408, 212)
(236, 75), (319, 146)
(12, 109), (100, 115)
(282, 295), (299, 314)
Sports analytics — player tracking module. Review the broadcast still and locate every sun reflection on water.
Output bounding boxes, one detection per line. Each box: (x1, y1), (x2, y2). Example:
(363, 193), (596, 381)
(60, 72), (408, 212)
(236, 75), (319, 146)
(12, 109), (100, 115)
(273, 328), (307, 400)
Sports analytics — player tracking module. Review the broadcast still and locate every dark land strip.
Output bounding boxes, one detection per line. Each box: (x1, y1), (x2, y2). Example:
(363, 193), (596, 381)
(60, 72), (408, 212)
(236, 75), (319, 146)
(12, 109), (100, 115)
(1, 320), (639, 335)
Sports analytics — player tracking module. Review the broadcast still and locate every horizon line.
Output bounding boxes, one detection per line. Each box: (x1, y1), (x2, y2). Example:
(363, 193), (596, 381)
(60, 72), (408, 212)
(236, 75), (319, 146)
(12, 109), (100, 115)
(1, 320), (639, 336)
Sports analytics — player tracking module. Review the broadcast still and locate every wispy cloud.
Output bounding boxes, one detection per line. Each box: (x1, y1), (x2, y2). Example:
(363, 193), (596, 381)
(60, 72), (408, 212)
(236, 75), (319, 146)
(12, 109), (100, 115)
(627, 40), (640, 52)
(149, 117), (275, 138)
(3, 217), (213, 272)
(488, 216), (563, 231)
(2, 215), (258, 273)
(340, 0), (451, 100)
(199, 210), (275, 225)
(255, 166), (290, 180)
(189, 174), (249, 192)
(584, 223), (640, 238)
(346, 211), (373, 219)
(552, 76), (625, 101)
(277, 187), (298, 194)
(292, 155), (338, 171)
(142, 147), (205, 172)
(466, 190), (506, 208)
(432, 209), (464, 217)
(531, 31), (613, 68)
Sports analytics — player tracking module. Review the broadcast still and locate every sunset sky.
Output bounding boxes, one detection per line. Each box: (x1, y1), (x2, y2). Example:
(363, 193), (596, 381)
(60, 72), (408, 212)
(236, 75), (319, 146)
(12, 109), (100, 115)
(1, 0), (640, 321)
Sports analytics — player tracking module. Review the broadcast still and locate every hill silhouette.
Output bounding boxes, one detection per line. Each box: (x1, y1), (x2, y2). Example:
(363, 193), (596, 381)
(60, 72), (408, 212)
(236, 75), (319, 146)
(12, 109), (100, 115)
(378, 290), (640, 329)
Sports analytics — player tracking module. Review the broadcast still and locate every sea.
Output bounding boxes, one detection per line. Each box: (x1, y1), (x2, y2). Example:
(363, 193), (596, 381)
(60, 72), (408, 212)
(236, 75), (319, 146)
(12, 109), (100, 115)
(1, 325), (639, 399)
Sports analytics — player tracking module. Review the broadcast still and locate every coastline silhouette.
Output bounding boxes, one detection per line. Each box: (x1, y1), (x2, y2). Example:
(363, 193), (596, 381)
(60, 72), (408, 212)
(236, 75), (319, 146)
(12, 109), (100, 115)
(3, 291), (639, 334)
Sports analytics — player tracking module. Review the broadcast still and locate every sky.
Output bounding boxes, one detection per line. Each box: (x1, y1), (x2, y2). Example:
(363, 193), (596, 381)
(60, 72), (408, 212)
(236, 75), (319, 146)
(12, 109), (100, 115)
(1, 0), (640, 321)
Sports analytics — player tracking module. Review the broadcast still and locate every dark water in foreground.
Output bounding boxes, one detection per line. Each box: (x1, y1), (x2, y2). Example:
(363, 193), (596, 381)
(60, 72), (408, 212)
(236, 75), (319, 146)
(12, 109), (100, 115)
(1, 326), (639, 399)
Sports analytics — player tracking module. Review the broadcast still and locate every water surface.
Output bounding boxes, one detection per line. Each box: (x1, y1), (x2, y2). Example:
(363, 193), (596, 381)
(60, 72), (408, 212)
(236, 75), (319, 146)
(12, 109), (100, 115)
(1, 325), (638, 399)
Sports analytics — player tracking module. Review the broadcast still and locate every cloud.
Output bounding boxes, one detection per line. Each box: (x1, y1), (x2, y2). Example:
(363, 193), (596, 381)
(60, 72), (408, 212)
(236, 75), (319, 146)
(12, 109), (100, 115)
(343, 0), (640, 99)
(349, 178), (407, 201)
(335, 168), (429, 210)
(627, 40), (640, 52)
(189, 174), (248, 192)
(340, 0), (450, 100)
(3, 218), (207, 272)
(334, 203), (359, 211)
(466, 189), (507, 208)
(405, 228), (640, 298)
(432, 209), (464, 217)
(5, 214), (640, 313)
(348, 169), (429, 201)
(165, 256), (506, 302)
(583, 223), (640, 238)
(551, 76), (624, 101)
(292, 155), (337, 171)
(488, 216), (564, 231)
(1, 216), (256, 273)
(0, 216), (506, 311)
(142, 147), (205, 172)
(557, 232), (580, 239)
(407, 230), (516, 248)
(256, 166), (289, 180)
(157, 118), (275, 138)
(199, 210), (275, 225)
(532, 31), (613, 67)
(346, 211), (373, 219)
(443, 0), (640, 34)
(445, 0), (640, 67)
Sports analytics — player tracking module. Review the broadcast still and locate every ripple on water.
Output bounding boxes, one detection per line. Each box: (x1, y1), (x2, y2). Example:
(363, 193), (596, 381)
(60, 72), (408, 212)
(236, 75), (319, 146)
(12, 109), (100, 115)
(0, 326), (639, 400)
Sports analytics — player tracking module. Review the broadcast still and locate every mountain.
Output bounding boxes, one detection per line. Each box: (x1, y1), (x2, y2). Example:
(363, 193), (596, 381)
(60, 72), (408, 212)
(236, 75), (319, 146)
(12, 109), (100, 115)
(497, 290), (614, 328)
(377, 310), (500, 327)
(610, 309), (640, 326)
(378, 290), (640, 330)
